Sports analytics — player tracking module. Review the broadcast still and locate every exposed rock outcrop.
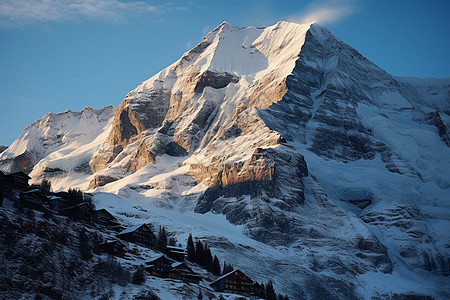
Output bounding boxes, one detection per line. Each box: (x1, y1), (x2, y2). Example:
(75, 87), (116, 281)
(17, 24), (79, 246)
(88, 175), (118, 189)
(194, 71), (239, 93)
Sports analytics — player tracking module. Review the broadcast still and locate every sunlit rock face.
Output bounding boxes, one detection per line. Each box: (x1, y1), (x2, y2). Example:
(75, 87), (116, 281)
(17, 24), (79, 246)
(1, 21), (449, 299)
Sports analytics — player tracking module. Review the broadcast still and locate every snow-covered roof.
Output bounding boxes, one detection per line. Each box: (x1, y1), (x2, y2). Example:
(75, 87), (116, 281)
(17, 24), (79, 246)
(166, 246), (185, 251)
(21, 189), (41, 194)
(210, 269), (251, 285)
(102, 239), (126, 246)
(118, 224), (143, 235)
(168, 250), (186, 255)
(145, 255), (167, 264)
(62, 202), (93, 210)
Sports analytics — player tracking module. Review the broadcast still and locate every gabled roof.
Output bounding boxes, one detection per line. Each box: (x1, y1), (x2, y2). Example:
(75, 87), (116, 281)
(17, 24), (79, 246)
(61, 202), (94, 211)
(166, 246), (185, 251)
(5, 171), (31, 179)
(171, 262), (194, 273)
(145, 255), (172, 265)
(102, 239), (127, 246)
(210, 269), (252, 286)
(20, 189), (48, 200)
(21, 189), (42, 194)
(118, 223), (152, 235)
(96, 208), (118, 220)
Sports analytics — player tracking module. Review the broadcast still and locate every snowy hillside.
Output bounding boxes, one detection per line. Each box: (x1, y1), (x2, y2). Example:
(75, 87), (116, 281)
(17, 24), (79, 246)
(0, 105), (115, 191)
(1, 21), (449, 299)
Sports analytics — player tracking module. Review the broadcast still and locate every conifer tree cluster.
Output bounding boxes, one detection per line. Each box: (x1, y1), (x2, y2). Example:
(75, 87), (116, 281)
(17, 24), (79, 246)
(66, 188), (94, 208)
(156, 225), (177, 252)
(185, 233), (289, 300)
(186, 234), (222, 276)
(256, 280), (289, 300)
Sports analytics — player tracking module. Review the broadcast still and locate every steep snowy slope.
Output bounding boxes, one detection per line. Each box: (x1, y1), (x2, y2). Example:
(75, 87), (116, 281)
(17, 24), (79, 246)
(1, 21), (449, 299)
(0, 106), (115, 190)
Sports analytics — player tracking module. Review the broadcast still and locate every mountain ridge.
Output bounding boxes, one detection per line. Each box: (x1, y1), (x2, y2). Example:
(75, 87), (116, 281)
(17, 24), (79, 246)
(1, 21), (449, 299)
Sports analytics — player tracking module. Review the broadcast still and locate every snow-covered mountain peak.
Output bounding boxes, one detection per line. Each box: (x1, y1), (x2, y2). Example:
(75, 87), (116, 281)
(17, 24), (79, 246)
(1, 21), (449, 299)
(0, 105), (115, 181)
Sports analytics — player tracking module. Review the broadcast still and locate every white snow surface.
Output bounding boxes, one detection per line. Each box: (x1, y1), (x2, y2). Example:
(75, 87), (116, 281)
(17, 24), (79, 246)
(1, 21), (450, 299)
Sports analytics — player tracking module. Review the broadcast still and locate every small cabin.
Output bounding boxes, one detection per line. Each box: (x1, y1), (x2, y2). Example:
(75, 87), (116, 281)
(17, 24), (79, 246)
(60, 202), (94, 223)
(18, 189), (49, 212)
(145, 255), (173, 277)
(145, 255), (202, 283)
(169, 262), (202, 284)
(100, 240), (127, 257)
(210, 269), (255, 296)
(94, 208), (120, 227)
(117, 224), (156, 248)
(5, 171), (30, 191)
(165, 245), (186, 261)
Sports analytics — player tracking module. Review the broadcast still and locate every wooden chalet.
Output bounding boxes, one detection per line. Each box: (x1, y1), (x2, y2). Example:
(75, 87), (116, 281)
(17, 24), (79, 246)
(168, 262), (202, 284)
(60, 202), (94, 223)
(145, 255), (202, 284)
(47, 196), (66, 211)
(99, 239), (127, 258)
(145, 255), (173, 277)
(93, 208), (120, 227)
(117, 224), (156, 248)
(5, 171), (30, 191)
(210, 269), (255, 296)
(18, 189), (49, 212)
(165, 245), (186, 261)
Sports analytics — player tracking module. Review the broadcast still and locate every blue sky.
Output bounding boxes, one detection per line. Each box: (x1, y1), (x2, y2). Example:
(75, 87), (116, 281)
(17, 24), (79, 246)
(1, 0), (449, 146)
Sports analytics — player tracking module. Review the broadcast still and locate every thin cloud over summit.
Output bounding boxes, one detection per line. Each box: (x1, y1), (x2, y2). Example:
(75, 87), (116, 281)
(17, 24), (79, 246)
(0, 0), (168, 28)
(288, 0), (356, 24)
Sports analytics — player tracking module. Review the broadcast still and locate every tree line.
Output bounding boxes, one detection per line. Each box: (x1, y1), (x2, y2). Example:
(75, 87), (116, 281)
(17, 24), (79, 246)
(186, 233), (289, 300)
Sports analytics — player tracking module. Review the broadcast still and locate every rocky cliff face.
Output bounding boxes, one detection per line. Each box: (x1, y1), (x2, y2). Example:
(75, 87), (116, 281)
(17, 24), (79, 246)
(1, 21), (449, 299)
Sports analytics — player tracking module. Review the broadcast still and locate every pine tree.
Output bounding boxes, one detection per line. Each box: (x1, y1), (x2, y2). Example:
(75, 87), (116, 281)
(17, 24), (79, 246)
(168, 236), (177, 246)
(197, 289), (203, 300)
(259, 282), (266, 299)
(157, 226), (168, 251)
(67, 188), (84, 207)
(203, 243), (213, 270)
(212, 255), (221, 276)
(132, 265), (146, 285)
(187, 233), (195, 261)
(222, 262), (234, 275)
(195, 240), (204, 265)
(265, 280), (277, 300)
(41, 179), (52, 194)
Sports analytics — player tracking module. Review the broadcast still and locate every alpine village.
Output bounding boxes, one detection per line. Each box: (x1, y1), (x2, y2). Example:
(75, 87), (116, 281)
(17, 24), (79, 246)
(0, 170), (289, 300)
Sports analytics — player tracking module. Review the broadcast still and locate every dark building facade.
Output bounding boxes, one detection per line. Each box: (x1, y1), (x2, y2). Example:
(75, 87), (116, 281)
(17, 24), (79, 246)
(18, 189), (49, 212)
(164, 246), (186, 261)
(93, 208), (120, 227)
(210, 269), (255, 296)
(99, 240), (127, 257)
(145, 255), (202, 284)
(5, 171), (30, 191)
(60, 202), (94, 223)
(117, 224), (156, 248)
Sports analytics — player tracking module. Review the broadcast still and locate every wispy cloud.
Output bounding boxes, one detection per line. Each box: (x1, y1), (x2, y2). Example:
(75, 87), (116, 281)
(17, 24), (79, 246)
(288, 0), (356, 25)
(0, 0), (166, 28)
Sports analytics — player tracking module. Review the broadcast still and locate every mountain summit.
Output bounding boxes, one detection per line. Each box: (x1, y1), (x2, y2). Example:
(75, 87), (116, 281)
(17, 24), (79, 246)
(1, 21), (449, 299)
